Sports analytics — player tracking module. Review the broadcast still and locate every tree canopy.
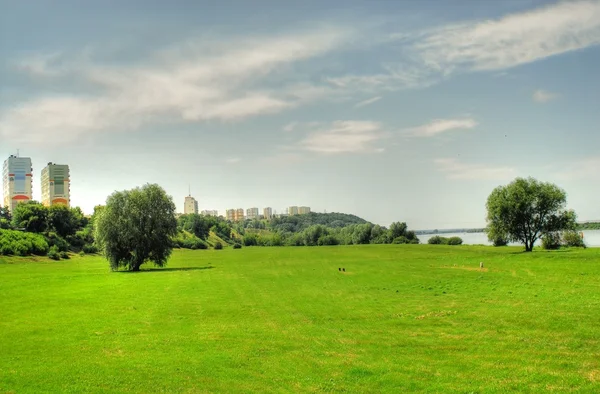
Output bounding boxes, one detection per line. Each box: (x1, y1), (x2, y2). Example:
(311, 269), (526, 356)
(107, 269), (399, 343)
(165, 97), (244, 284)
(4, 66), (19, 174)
(94, 184), (177, 271)
(486, 177), (577, 252)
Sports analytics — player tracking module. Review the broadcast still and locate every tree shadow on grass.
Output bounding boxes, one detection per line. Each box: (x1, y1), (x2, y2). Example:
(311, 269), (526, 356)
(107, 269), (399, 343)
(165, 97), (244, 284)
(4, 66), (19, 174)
(117, 266), (215, 273)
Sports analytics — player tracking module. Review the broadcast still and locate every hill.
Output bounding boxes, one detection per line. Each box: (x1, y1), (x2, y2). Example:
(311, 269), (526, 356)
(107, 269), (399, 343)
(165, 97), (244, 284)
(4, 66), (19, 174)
(265, 212), (369, 233)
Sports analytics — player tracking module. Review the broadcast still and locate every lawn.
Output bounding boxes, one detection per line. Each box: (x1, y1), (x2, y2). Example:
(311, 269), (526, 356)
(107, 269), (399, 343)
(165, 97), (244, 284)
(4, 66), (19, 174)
(1, 245), (600, 393)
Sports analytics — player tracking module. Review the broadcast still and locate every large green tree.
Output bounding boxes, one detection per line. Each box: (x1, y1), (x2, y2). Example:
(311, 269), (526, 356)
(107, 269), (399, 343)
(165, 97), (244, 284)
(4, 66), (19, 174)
(11, 201), (48, 233)
(94, 184), (178, 271)
(486, 177), (577, 252)
(47, 205), (86, 238)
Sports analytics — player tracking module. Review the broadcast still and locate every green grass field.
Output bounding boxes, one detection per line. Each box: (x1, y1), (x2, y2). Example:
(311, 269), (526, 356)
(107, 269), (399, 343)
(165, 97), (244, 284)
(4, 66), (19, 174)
(1, 246), (600, 393)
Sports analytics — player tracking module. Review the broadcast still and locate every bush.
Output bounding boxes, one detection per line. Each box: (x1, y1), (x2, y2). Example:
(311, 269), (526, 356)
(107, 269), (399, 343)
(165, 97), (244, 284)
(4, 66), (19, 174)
(447, 236), (463, 246)
(428, 236), (447, 245)
(48, 246), (61, 260)
(243, 233), (258, 246)
(233, 243), (242, 249)
(214, 241), (223, 250)
(60, 251), (70, 259)
(492, 237), (508, 247)
(392, 236), (409, 244)
(562, 231), (586, 248)
(45, 232), (69, 252)
(317, 235), (339, 246)
(0, 229), (49, 256)
(82, 244), (99, 254)
(541, 232), (561, 250)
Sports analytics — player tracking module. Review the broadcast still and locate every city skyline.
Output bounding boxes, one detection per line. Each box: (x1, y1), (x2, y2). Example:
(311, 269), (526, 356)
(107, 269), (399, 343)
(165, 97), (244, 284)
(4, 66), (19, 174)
(1, 0), (599, 228)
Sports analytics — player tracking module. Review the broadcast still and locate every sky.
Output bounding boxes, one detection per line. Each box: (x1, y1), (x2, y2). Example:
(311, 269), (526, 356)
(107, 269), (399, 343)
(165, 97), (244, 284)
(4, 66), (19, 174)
(1, 0), (599, 229)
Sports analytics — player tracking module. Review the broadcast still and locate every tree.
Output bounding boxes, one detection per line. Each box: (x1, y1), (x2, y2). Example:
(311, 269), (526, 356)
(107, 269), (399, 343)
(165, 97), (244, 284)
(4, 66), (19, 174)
(47, 205), (84, 238)
(11, 201), (48, 233)
(390, 222), (407, 239)
(486, 177), (577, 252)
(94, 184), (177, 271)
(0, 206), (11, 229)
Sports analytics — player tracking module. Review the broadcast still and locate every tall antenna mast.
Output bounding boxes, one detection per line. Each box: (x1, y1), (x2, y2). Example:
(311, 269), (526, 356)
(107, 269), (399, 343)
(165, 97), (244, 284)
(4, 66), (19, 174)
(188, 184), (191, 196)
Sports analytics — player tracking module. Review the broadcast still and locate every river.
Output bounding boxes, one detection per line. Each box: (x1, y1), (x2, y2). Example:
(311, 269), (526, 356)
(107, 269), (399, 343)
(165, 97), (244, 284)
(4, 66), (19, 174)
(419, 230), (600, 247)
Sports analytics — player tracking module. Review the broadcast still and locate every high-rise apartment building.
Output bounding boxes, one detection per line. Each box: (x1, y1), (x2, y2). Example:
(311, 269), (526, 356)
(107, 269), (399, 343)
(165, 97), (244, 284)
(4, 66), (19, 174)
(226, 208), (245, 221)
(263, 207), (273, 220)
(201, 210), (218, 217)
(235, 208), (244, 221)
(41, 163), (70, 207)
(184, 195), (199, 214)
(226, 209), (235, 221)
(2, 155), (33, 213)
(299, 206), (311, 214)
(288, 206), (299, 215)
(246, 207), (259, 220)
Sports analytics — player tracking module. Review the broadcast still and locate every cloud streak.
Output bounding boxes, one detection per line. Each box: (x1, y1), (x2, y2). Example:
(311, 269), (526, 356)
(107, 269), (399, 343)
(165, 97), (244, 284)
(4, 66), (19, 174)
(407, 118), (478, 137)
(1, 26), (354, 144)
(532, 89), (559, 103)
(296, 120), (388, 154)
(435, 158), (517, 181)
(354, 96), (382, 108)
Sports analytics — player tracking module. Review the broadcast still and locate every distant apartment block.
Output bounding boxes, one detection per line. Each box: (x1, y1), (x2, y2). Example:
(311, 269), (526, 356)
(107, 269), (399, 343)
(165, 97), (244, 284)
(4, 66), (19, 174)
(288, 205), (310, 215)
(235, 208), (244, 221)
(226, 208), (245, 221)
(246, 207), (259, 220)
(288, 206), (299, 215)
(3, 155), (33, 213)
(184, 195), (199, 215)
(263, 207), (273, 220)
(226, 209), (235, 221)
(299, 206), (311, 214)
(201, 210), (219, 217)
(41, 163), (70, 207)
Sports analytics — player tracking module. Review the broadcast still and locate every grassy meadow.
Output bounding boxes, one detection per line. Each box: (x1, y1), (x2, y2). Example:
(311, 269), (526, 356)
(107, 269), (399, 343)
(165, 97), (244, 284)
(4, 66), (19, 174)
(1, 245), (600, 393)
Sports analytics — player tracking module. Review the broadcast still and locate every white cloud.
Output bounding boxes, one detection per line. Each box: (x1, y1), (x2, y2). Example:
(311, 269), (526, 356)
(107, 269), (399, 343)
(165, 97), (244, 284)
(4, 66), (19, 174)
(414, 0), (600, 72)
(532, 89), (560, 103)
(407, 118), (478, 137)
(283, 121), (298, 132)
(435, 158), (517, 181)
(1, 26), (354, 144)
(338, 1), (600, 93)
(297, 120), (388, 154)
(354, 96), (382, 108)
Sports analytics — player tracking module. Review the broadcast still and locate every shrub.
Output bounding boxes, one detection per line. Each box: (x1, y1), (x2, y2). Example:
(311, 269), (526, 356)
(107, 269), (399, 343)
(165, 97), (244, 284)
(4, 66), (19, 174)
(60, 251), (70, 259)
(45, 232), (69, 252)
(428, 236), (447, 245)
(392, 236), (409, 244)
(0, 229), (49, 256)
(214, 241), (223, 250)
(233, 243), (242, 249)
(243, 233), (258, 246)
(447, 236), (463, 246)
(48, 246), (61, 260)
(562, 231), (586, 248)
(492, 237), (508, 247)
(82, 244), (99, 254)
(317, 235), (339, 246)
(541, 232), (561, 250)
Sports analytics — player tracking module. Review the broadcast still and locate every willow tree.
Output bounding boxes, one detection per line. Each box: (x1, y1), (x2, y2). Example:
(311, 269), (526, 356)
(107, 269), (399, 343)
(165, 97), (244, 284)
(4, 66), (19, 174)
(95, 184), (177, 271)
(486, 177), (576, 252)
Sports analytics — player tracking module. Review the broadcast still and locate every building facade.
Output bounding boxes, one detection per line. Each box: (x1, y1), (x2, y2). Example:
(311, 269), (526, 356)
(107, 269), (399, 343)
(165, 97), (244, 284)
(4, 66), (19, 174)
(299, 206), (311, 214)
(288, 206), (299, 215)
(2, 155), (33, 213)
(235, 208), (244, 221)
(41, 163), (70, 207)
(184, 196), (199, 215)
(226, 209), (236, 221)
(246, 207), (259, 220)
(263, 207), (273, 220)
(201, 210), (219, 217)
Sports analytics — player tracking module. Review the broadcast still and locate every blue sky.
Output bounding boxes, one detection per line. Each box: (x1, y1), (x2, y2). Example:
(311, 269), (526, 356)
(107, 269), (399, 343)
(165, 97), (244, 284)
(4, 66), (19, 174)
(1, 0), (599, 229)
